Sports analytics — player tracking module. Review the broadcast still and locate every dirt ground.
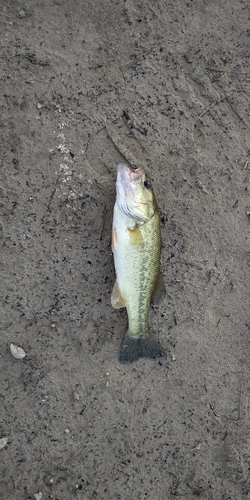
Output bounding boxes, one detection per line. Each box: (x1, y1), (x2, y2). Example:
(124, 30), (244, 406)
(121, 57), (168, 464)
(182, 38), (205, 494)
(1, 0), (250, 498)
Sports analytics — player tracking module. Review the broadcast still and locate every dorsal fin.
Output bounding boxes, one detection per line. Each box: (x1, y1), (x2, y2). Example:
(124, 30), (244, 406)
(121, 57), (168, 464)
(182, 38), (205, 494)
(151, 272), (166, 305)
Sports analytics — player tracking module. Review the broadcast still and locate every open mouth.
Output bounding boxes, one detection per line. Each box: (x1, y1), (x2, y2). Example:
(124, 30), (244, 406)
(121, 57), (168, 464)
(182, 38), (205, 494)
(117, 163), (144, 188)
(116, 164), (149, 223)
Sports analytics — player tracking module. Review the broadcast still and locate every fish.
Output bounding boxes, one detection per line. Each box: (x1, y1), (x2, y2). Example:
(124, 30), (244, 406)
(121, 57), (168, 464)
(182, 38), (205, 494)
(111, 163), (166, 363)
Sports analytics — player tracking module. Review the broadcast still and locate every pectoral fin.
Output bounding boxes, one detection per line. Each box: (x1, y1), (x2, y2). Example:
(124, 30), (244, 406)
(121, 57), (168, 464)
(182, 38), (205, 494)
(128, 225), (143, 246)
(151, 272), (166, 305)
(111, 228), (118, 253)
(111, 280), (126, 309)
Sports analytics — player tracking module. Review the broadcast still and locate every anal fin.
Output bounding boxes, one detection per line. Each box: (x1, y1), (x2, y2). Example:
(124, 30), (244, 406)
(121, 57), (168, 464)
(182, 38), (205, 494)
(111, 280), (126, 309)
(151, 272), (166, 305)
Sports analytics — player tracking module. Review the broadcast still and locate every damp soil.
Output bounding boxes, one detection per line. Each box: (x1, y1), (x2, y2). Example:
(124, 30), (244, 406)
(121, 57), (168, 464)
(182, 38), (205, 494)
(1, 1), (250, 499)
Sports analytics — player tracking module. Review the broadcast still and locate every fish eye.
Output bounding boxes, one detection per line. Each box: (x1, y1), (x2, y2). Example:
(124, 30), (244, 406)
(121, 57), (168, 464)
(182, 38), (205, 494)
(144, 180), (151, 189)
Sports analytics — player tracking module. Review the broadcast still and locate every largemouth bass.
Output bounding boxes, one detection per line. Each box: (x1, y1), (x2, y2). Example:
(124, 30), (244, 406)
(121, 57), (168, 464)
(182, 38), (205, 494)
(111, 163), (166, 363)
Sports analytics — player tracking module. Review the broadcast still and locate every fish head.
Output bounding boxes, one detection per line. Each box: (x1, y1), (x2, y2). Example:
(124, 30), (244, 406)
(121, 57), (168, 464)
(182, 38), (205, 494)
(115, 163), (157, 223)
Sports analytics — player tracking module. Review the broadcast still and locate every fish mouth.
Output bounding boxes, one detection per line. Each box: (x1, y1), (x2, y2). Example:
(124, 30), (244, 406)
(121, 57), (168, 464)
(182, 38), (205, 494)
(116, 163), (148, 222)
(117, 163), (144, 187)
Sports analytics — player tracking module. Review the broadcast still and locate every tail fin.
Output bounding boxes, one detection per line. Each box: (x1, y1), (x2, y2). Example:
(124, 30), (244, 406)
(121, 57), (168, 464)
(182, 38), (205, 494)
(119, 331), (166, 364)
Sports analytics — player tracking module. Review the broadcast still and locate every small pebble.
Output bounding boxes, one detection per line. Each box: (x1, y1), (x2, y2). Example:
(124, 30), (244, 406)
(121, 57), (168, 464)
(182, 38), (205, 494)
(10, 343), (26, 359)
(73, 390), (80, 400)
(0, 437), (8, 449)
(19, 9), (32, 18)
(34, 493), (42, 500)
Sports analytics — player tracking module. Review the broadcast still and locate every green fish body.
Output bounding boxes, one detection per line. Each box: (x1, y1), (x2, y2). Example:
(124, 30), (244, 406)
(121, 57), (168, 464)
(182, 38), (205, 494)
(112, 163), (166, 363)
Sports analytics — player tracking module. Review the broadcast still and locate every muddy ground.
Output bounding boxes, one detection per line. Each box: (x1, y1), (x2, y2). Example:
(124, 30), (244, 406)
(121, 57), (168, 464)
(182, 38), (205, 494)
(1, 0), (250, 499)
